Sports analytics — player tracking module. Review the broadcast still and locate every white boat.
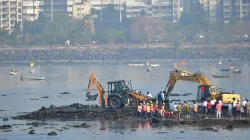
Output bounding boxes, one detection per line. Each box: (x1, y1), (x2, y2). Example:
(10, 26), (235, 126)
(218, 61), (222, 65)
(21, 76), (45, 81)
(150, 64), (160, 67)
(10, 71), (18, 75)
(128, 64), (144, 66)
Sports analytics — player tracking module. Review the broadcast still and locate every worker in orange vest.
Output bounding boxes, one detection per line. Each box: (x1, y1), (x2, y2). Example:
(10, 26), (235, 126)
(142, 102), (147, 119)
(154, 104), (159, 117)
(146, 103), (150, 119)
(137, 103), (142, 119)
(150, 101), (154, 118)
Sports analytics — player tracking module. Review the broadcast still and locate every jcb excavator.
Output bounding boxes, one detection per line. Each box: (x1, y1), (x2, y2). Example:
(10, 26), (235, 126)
(86, 73), (148, 109)
(164, 69), (240, 105)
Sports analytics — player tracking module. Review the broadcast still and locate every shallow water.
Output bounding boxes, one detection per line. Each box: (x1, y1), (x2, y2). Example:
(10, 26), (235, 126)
(0, 61), (250, 139)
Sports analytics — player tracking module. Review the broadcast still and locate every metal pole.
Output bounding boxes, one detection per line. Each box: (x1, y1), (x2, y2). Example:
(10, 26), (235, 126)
(51, 0), (53, 22)
(101, 0), (103, 22)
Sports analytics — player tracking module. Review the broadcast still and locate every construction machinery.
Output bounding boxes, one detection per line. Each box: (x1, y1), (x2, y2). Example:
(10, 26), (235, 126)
(164, 69), (240, 105)
(86, 73), (148, 109)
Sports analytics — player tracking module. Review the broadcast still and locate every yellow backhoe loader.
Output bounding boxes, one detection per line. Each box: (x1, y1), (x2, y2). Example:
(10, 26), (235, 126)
(164, 69), (240, 105)
(86, 73), (148, 109)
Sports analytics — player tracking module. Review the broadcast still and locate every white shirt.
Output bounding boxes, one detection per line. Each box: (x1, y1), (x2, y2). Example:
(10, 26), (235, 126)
(146, 93), (152, 98)
(242, 100), (247, 106)
(174, 105), (177, 111)
(233, 101), (237, 107)
(210, 100), (215, 105)
(203, 101), (207, 107)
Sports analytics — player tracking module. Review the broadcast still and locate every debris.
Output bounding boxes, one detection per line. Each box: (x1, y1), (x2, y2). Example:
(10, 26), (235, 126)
(72, 123), (91, 128)
(48, 131), (57, 136)
(41, 96), (49, 98)
(28, 130), (36, 134)
(60, 92), (70, 94)
(0, 125), (12, 130)
(3, 118), (9, 121)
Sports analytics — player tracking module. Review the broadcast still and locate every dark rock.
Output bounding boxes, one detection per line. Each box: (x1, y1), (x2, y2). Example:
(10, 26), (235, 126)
(3, 118), (9, 121)
(131, 128), (136, 131)
(29, 130), (36, 134)
(157, 132), (168, 134)
(26, 122), (48, 127)
(72, 123), (91, 128)
(2, 130), (12, 132)
(0, 125), (12, 130)
(1, 94), (6, 96)
(41, 96), (49, 98)
(225, 124), (233, 130)
(48, 131), (57, 136)
(200, 127), (216, 131)
(100, 127), (106, 130)
(0, 110), (6, 111)
(30, 98), (39, 100)
(179, 131), (184, 133)
(60, 92), (70, 94)
(152, 117), (160, 124)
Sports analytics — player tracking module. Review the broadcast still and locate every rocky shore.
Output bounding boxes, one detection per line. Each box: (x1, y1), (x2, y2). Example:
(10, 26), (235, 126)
(0, 45), (250, 63)
(11, 103), (250, 129)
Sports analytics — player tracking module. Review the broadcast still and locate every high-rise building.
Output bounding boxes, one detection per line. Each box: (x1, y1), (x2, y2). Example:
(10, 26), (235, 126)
(22, 0), (44, 21)
(0, 0), (23, 33)
(44, 0), (68, 15)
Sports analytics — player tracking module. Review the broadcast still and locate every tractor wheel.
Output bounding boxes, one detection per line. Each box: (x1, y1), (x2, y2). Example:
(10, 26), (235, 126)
(109, 96), (122, 109)
(131, 101), (138, 108)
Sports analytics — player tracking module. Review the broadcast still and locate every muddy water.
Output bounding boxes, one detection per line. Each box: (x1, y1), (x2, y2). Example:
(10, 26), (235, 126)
(0, 61), (250, 139)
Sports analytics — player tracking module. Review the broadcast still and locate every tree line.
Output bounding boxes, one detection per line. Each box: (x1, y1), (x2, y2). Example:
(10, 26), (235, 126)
(0, 3), (250, 46)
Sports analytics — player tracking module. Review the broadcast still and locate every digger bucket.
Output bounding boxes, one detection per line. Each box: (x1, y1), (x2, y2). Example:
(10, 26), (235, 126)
(86, 94), (98, 101)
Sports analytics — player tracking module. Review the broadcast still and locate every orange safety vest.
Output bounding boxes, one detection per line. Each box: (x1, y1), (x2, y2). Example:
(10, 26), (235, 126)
(146, 106), (150, 113)
(150, 104), (154, 111)
(143, 105), (147, 112)
(137, 105), (142, 112)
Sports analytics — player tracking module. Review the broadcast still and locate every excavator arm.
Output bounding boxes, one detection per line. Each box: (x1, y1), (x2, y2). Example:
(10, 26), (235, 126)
(164, 69), (214, 100)
(86, 73), (106, 106)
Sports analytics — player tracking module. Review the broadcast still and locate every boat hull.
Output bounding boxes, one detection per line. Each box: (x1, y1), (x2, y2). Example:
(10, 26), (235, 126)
(21, 77), (45, 81)
(212, 75), (230, 78)
(233, 70), (242, 73)
(129, 64), (144, 66)
(10, 71), (18, 75)
(220, 69), (230, 71)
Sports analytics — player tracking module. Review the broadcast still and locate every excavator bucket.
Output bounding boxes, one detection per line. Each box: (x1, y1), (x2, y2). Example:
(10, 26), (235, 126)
(86, 93), (98, 101)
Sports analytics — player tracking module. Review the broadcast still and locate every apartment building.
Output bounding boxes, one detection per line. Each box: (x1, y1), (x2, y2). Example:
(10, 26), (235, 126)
(0, 0), (22, 32)
(222, 0), (250, 23)
(22, 0), (44, 21)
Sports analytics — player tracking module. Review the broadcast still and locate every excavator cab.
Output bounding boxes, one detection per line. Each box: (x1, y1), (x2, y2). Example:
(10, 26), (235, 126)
(196, 85), (216, 102)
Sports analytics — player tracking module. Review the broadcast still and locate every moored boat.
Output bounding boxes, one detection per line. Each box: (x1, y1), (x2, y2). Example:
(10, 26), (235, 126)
(233, 69), (242, 73)
(10, 71), (18, 75)
(128, 64), (144, 66)
(150, 64), (160, 67)
(20, 74), (45, 81)
(212, 74), (230, 78)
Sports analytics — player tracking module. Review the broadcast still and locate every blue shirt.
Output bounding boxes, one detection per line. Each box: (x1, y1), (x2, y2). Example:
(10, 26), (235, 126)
(161, 92), (165, 100)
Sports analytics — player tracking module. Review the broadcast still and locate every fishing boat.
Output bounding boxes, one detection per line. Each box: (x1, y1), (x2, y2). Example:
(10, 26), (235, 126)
(128, 64), (144, 66)
(212, 74), (230, 78)
(220, 68), (230, 71)
(29, 62), (36, 74)
(150, 64), (160, 67)
(20, 74), (45, 81)
(10, 71), (18, 75)
(233, 69), (242, 73)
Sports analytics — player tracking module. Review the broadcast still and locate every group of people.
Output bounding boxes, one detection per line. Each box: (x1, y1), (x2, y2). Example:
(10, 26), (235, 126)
(138, 91), (250, 120)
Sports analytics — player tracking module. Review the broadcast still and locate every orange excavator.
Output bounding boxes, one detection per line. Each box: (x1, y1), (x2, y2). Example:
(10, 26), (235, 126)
(86, 73), (148, 109)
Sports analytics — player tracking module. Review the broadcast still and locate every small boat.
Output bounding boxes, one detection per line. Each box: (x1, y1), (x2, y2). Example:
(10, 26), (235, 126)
(150, 64), (160, 67)
(146, 67), (151, 72)
(128, 64), (144, 66)
(212, 74), (230, 78)
(20, 75), (45, 81)
(10, 71), (18, 75)
(233, 69), (242, 73)
(220, 68), (230, 71)
(218, 60), (222, 65)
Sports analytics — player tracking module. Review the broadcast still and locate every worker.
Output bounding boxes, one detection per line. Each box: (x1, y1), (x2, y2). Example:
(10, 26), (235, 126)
(173, 103), (178, 119)
(216, 101), (222, 119)
(154, 104), (159, 117)
(210, 99), (216, 114)
(192, 101), (198, 119)
(161, 103), (165, 117)
(228, 101), (233, 118)
(150, 101), (154, 118)
(165, 110), (171, 119)
(146, 92), (152, 99)
(169, 101), (174, 119)
(233, 98), (237, 117)
(137, 103), (143, 119)
(103, 91), (108, 107)
(182, 101), (187, 119)
(176, 103), (182, 120)
(246, 99), (250, 117)
(157, 91), (162, 108)
(207, 101), (212, 116)
(242, 99), (247, 116)
(142, 102), (147, 119)
(146, 103), (150, 119)
(202, 100), (207, 115)
(235, 102), (241, 119)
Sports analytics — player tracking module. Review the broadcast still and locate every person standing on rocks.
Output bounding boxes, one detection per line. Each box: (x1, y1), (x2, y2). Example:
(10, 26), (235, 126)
(228, 101), (233, 118)
(242, 99), (247, 116)
(150, 101), (154, 118)
(207, 101), (212, 116)
(216, 101), (222, 119)
(202, 100), (207, 115)
(210, 99), (216, 114)
(233, 98), (237, 117)
(154, 104), (159, 117)
(235, 102), (241, 119)
(137, 103), (143, 119)
(246, 100), (250, 117)
(142, 102), (147, 119)
(169, 101), (174, 119)
(146, 103), (151, 119)
(173, 103), (178, 119)
(176, 103), (182, 120)
(157, 91), (163, 109)
(192, 101), (198, 119)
